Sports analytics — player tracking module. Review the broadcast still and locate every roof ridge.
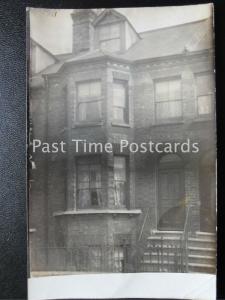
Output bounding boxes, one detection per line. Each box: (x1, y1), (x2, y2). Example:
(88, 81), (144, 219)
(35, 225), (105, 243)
(139, 17), (210, 36)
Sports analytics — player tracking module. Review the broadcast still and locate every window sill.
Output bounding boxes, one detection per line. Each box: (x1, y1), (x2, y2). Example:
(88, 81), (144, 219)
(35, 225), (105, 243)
(111, 122), (130, 128)
(152, 120), (184, 127)
(74, 121), (103, 128)
(193, 116), (213, 123)
(53, 208), (142, 217)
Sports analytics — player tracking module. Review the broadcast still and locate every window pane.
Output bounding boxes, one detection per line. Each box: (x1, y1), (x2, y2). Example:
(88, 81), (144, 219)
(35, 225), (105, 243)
(114, 157), (126, 207)
(113, 83), (126, 107)
(90, 189), (101, 206)
(90, 165), (101, 188)
(169, 80), (181, 100)
(99, 26), (109, 40)
(78, 83), (89, 98)
(197, 73), (213, 95)
(198, 95), (212, 115)
(86, 101), (101, 121)
(113, 81), (127, 122)
(78, 182), (89, 189)
(114, 182), (126, 207)
(90, 81), (101, 97)
(114, 157), (126, 181)
(155, 81), (169, 102)
(113, 247), (124, 272)
(99, 24), (120, 41)
(78, 81), (101, 98)
(78, 165), (89, 183)
(156, 101), (182, 120)
(100, 39), (120, 52)
(110, 23), (120, 38)
(77, 158), (102, 209)
(113, 107), (124, 122)
(78, 190), (90, 209)
(78, 103), (87, 121)
(156, 79), (181, 102)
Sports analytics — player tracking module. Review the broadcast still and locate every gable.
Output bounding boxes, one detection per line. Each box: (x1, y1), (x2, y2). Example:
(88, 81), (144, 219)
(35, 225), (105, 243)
(93, 9), (125, 26)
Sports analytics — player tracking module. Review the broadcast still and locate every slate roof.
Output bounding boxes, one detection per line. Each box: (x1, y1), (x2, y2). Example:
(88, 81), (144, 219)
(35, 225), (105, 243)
(30, 17), (213, 87)
(119, 18), (213, 61)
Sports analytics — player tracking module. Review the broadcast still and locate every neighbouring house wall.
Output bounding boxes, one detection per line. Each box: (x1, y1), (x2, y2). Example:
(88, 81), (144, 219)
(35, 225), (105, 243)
(30, 43), (56, 74)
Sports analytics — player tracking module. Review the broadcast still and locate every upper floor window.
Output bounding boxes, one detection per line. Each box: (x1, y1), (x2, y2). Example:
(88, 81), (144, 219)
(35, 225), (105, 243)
(76, 156), (102, 209)
(155, 78), (182, 121)
(196, 73), (213, 116)
(77, 80), (102, 122)
(98, 23), (121, 52)
(114, 156), (127, 207)
(113, 80), (129, 124)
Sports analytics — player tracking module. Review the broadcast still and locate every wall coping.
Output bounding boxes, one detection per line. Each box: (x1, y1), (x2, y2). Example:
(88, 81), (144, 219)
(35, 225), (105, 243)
(53, 209), (142, 217)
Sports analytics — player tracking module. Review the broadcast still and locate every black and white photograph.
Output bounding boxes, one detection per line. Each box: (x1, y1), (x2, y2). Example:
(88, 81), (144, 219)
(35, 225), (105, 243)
(28, 4), (216, 299)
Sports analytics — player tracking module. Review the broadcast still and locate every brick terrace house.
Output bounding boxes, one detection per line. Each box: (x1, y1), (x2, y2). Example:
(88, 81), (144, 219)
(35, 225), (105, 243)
(29, 9), (216, 275)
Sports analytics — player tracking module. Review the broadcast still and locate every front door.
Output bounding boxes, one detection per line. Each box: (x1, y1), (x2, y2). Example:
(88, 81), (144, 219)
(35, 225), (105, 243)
(158, 169), (185, 231)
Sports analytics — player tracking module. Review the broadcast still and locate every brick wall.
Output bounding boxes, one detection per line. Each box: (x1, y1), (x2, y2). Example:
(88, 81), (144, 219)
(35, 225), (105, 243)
(71, 10), (96, 54)
(30, 51), (216, 270)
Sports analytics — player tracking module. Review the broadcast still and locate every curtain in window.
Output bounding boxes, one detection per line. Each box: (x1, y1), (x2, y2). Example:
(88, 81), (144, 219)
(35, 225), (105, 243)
(155, 78), (182, 120)
(114, 157), (126, 207)
(77, 160), (102, 208)
(77, 81), (102, 122)
(156, 101), (182, 119)
(113, 81), (128, 123)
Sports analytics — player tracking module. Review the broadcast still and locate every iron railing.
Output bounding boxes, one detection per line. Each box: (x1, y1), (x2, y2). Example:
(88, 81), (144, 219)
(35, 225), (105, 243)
(181, 204), (193, 272)
(30, 240), (186, 273)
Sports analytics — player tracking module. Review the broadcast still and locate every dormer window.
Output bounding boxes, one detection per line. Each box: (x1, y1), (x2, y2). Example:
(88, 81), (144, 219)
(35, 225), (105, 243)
(98, 23), (121, 52)
(93, 9), (140, 53)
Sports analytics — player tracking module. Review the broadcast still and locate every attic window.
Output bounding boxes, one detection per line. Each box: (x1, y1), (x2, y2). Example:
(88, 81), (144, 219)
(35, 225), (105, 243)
(98, 23), (121, 52)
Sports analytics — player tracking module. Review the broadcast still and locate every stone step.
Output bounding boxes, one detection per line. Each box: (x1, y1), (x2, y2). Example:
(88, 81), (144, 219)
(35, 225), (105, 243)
(147, 236), (182, 242)
(141, 259), (182, 265)
(188, 254), (216, 265)
(188, 238), (216, 248)
(195, 231), (216, 241)
(188, 246), (216, 256)
(151, 230), (183, 237)
(188, 262), (216, 274)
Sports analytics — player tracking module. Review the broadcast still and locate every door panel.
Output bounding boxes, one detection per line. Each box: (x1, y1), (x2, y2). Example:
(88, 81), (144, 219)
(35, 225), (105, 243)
(158, 169), (185, 231)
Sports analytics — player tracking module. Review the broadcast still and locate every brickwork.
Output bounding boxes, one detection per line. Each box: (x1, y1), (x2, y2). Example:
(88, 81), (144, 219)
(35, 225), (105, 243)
(29, 10), (216, 272)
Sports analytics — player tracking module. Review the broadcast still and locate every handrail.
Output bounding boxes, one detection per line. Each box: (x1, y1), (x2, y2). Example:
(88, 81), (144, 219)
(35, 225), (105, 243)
(138, 207), (151, 241)
(182, 203), (192, 272)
